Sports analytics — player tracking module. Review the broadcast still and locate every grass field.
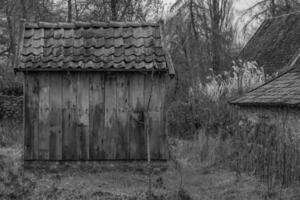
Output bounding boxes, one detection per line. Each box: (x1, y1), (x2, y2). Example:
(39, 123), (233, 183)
(1, 139), (300, 200)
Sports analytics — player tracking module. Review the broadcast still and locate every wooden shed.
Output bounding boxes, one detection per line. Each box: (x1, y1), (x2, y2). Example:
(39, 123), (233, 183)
(15, 21), (175, 161)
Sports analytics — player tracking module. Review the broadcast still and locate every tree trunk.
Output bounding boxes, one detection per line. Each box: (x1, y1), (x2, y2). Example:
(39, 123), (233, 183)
(27, 0), (37, 21)
(190, 0), (198, 41)
(68, 0), (72, 22)
(5, 7), (15, 56)
(74, 0), (79, 20)
(20, 0), (27, 19)
(210, 0), (221, 73)
(111, 0), (117, 21)
(270, 0), (276, 16)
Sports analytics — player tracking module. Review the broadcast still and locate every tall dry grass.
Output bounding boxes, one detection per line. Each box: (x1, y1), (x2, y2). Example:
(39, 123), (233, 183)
(195, 61), (265, 101)
(231, 117), (300, 189)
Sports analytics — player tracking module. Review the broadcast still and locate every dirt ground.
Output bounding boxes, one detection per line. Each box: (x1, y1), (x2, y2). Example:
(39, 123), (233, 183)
(1, 145), (300, 200)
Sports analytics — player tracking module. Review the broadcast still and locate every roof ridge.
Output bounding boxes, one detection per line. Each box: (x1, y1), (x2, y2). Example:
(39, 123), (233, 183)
(23, 20), (160, 29)
(228, 66), (295, 105)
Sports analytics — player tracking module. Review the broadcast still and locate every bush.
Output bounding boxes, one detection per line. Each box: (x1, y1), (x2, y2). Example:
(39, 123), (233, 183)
(0, 81), (23, 96)
(0, 120), (22, 147)
(167, 61), (264, 139)
(0, 95), (23, 122)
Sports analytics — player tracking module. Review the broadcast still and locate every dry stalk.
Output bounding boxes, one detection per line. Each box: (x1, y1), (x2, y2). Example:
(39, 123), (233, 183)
(145, 69), (154, 199)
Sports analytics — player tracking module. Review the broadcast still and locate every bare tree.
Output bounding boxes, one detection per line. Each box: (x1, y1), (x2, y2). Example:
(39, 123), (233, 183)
(68, 0), (72, 22)
(110, 0), (117, 21)
(71, 0), (163, 22)
(170, 0), (235, 75)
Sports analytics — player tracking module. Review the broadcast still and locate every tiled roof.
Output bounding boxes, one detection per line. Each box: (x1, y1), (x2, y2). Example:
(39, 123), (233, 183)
(15, 21), (175, 75)
(240, 13), (300, 75)
(230, 57), (300, 106)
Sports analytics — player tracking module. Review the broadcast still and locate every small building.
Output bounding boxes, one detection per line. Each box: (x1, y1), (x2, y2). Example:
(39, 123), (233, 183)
(15, 21), (175, 161)
(230, 13), (300, 135)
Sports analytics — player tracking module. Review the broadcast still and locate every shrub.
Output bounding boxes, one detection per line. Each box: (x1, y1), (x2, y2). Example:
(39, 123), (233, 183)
(0, 95), (23, 122)
(0, 120), (22, 147)
(167, 61), (265, 139)
(0, 81), (23, 96)
(196, 61), (265, 101)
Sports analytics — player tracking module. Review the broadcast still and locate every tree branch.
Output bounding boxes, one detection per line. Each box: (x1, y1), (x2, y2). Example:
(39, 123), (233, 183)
(0, 48), (10, 56)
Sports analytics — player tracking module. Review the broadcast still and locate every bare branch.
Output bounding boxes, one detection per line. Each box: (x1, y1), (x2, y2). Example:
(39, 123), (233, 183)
(0, 48), (10, 56)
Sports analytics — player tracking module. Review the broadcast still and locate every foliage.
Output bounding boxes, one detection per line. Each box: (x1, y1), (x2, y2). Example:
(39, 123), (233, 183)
(167, 61), (265, 139)
(0, 120), (22, 147)
(166, 0), (236, 77)
(70, 0), (163, 22)
(0, 82), (23, 96)
(197, 61), (265, 101)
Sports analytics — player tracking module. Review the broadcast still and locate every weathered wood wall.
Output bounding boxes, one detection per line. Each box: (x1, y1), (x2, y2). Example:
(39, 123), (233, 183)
(24, 71), (168, 161)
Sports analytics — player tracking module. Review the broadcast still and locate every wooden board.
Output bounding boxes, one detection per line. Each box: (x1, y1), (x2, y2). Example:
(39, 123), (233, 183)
(24, 73), (39, 160)
(116, 73), (129, 159)
(144, 73), (160, 160)
(104, 73), (117, 159)
(62, 72), (77, 160)
(144, 73), (168, 160)
(24, 74), (31, 160)
(128, 73), (146, 160)
(38, 73), (50, 160)
(77, 72), (90, 160)
(89, 73), (105, 160)
(49, 73), (62, 160)
(158, 74), (168, 160)
(32, 75), (40, 160)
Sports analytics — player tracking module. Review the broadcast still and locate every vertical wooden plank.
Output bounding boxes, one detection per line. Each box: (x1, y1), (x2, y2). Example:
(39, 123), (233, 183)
(144, 73), (168, 160)
(89, 73), (105, 160)
(144, 73), (161, 160)
(24, 74), (32, 160)
(116, 73), (129, 159)
(62, 72), (77, 160)
(129, 73), (146, 160)
(38, 73), (50, 160)
(104, 73), (117, 160)
(49, 73), (63, 160)
(24, 73), (39, 160)
(32, 74), (40, 160)
(158, 73), (168, 160)
(77, 72), (90, 160)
